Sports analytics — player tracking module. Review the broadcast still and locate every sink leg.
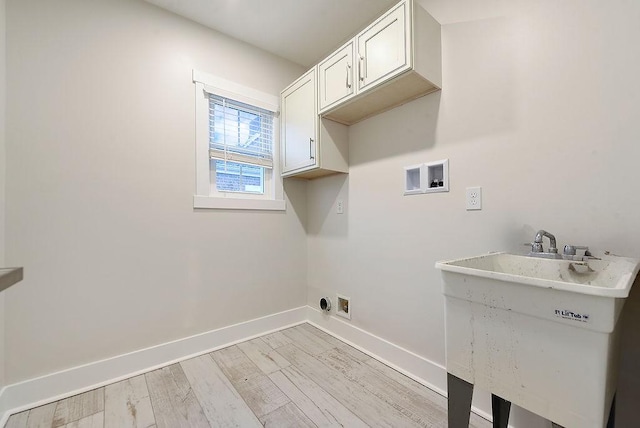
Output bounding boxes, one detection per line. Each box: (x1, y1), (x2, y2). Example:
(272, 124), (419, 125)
(491, 394), (511, 428)
(447, 373), (474, 428)
(606, 393), (616, 428)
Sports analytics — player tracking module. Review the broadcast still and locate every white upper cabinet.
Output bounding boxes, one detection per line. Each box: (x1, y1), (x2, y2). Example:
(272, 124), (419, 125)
(356, 2), (409, 92)
(281, 69), (348, 179)
(318, 42), (355, 112)
(281, 69), (317, 174)
(320, 0), (441, 125)
(280, 0), (440, 179)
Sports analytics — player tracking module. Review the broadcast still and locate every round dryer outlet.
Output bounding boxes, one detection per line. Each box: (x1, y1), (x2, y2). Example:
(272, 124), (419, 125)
(320, 297), (331, 312)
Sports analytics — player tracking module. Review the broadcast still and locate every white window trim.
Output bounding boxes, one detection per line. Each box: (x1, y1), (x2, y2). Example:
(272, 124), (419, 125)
(192, 69), (285, 211)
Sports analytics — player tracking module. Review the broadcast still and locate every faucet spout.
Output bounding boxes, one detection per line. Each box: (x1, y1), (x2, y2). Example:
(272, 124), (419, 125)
(534, 230), (558, 254)
(528, 230), (562, 259)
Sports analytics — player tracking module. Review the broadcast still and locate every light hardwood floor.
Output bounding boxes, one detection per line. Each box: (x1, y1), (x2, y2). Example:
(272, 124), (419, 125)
(5, 323), (491, 428)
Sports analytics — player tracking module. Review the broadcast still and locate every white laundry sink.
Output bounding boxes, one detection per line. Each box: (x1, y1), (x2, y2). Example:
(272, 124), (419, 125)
(439, 251), (638, 296)
(436, 251), (640, 428)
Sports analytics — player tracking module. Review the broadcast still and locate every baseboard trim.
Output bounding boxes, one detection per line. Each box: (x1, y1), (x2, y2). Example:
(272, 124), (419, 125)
(0, 306), (307, 425)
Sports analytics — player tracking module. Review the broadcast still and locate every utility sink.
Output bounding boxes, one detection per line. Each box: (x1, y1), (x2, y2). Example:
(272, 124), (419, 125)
(438, 251), (640, 297)
(436, 251), (640, 428)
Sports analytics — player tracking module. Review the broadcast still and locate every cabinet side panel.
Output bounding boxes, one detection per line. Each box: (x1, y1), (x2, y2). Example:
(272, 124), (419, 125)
(319, 118), (349, 173)
(413, 3), (442, 88)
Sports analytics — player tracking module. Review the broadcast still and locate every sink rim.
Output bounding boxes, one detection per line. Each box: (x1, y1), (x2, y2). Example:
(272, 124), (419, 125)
(435, 252), (640, 298)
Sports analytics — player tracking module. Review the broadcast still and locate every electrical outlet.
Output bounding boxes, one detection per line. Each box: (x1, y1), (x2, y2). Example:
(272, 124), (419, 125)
(466, 187), (482, 210)
(336, 200), (344, 214)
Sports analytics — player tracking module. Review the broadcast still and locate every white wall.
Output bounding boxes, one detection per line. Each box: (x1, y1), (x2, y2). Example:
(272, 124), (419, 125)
(308, 0), (640, 426)
(0, 0), (6, 390)
(3, 0), (307, 384)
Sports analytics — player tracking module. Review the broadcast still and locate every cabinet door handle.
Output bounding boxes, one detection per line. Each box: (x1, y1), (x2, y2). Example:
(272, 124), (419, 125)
(346, 63), (351, 89)
(359, 55), (365, 82)
(309, 138), (315, 160)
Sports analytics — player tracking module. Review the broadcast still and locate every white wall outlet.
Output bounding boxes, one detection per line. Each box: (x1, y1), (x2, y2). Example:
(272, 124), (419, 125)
(466, 187), (482, 210)
(336, 200), (344, 214)
(336, 294), (351, 320)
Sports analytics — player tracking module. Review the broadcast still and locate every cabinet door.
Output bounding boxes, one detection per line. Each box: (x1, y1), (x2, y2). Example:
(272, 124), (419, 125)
(318, 42), (354, 112)
(281, 68), (317, 174)
(356, 2), (409, 92)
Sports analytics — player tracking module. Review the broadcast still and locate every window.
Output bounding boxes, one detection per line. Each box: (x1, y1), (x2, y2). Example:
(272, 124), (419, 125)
(192, 70), (285, 210)
(209, 95), (272, 195)
(214, 160), (264, 193)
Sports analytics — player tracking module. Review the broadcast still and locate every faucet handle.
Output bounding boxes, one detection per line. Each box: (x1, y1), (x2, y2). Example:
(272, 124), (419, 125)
(563, 245), (591, 261)
(563, 245), (589, 256)
(530, 242), (544, 253)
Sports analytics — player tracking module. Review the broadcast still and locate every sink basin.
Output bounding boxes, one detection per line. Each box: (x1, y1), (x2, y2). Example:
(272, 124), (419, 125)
(437, 251), (640, 298)
(435, 251), (640, 428)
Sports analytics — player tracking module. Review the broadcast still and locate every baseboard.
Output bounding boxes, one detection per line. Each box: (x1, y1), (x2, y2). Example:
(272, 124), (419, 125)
(0, 306), (307, 425)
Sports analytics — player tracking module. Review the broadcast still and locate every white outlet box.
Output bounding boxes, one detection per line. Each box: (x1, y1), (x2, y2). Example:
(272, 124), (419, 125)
(425, 159), (449, 193)
(403, 159), (449, 195)
(336, 294), (351, 320)
(404, 164), (426, 195)
(336, 200), (344, 214)
(466, 187), (482, 210)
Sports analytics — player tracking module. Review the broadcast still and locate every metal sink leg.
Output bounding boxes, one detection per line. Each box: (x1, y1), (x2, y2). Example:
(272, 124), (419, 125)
(491, 394), (511, 428)
(447, 373), (473, 428)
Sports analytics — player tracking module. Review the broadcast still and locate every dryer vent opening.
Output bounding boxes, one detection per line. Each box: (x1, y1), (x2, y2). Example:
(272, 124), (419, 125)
(320, 297), (331, 312)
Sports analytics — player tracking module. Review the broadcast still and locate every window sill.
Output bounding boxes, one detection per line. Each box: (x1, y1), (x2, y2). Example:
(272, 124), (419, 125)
(193, 195), (286, 211)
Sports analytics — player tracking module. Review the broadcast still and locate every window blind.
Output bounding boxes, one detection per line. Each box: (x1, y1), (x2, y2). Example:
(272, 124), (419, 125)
(208, 94), (274, 169)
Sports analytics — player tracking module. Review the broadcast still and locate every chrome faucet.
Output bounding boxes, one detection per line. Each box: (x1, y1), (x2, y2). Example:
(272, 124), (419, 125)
(528, 230), (593, 261)
(528, 230), (562, 259)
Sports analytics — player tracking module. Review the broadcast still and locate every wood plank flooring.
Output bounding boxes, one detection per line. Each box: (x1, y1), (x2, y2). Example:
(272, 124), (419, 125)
(5, 324), (491, 428)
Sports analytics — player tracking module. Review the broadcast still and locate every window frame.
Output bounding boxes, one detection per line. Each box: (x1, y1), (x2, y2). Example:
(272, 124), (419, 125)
(192, 69), (285, 211)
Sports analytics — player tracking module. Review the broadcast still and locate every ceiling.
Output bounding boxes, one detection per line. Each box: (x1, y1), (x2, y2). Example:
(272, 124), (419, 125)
(144, 0), (512, 68)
